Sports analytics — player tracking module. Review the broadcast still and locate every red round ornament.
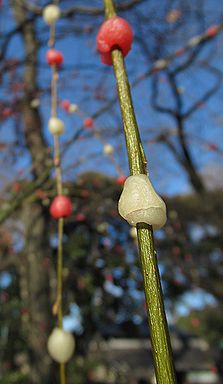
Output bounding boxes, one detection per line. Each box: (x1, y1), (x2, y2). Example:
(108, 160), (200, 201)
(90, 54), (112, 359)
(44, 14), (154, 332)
(84, 117), (94, 128)
(50, 195), (72, 219)
(75, 213), (86, 222)
(2, 108), (13, 118)
(60, 99), (70, 112)
(116, 175), (127, 186)
(208, 143), (218, 151)
(46, 49), (64, 67)
(96, 16), (133, 66)
(80, 189), (90, 198)
(206, 25), (218, 38)
(175, 47), (185, 57)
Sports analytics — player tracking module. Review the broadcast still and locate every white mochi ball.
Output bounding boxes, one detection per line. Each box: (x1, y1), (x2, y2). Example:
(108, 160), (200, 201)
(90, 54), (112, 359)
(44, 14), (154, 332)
(69, 104), (79, 113)
(48, 117), (65, 135)
(47, 328), (75, 363)
(43, 5), (61, 25)
(103, 144), (114, 155)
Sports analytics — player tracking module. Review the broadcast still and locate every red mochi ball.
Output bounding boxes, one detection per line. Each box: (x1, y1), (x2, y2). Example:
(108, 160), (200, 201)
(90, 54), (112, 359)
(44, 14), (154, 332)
(84, 117), (94, 128)
(116, 175), (127, 186)
(96, 16), (133, 65)
(46, 49), (64, 66)
(60, 99), (71, 112)
(50, 195), (72, 219)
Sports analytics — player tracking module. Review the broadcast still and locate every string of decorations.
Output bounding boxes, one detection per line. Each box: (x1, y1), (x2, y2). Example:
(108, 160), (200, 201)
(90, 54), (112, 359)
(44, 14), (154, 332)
(86, 119), (127, 184)
(43, 4), (75, 384)
(59, 99), (127, 183)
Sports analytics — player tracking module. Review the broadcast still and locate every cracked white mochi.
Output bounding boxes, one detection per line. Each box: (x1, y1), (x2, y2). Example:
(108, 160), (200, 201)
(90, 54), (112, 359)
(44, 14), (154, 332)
(118, 174), (167, 229)
(47, 328), (75, 363)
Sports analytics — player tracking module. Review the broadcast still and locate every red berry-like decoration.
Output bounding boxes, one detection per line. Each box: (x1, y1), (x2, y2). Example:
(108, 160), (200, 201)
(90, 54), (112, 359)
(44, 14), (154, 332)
(60, 99), (71, 112)
(2, 108), (13, 118)
(206, 25), (218, 38)
(84, 117), (94, 128)
(208, 143), (218, 151)
(116, 175), (127, 186)
(75, 213), (86, 222)
(50, 195), (72, 219)
(46, 49), (64, 67)
(96, 16), (133, 66)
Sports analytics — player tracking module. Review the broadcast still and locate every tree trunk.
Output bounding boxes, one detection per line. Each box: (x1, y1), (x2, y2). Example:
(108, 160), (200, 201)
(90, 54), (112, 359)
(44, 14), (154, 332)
(12, 1), (54, 382)
(20, 203), (53, 384)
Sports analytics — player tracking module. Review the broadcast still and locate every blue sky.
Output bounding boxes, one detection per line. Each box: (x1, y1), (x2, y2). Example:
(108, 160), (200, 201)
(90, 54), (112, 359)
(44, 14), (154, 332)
(0, 1), (222, 332)
(1, 0), (222, 197)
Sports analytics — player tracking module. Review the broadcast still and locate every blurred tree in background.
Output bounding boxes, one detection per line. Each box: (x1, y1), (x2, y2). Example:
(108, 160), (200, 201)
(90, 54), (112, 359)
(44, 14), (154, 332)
(0, 0), (223, 383)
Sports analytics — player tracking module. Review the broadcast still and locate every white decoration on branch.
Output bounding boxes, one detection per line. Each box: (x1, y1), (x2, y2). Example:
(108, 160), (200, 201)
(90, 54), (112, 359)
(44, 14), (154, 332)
(47, 328), (75, 363)
(48, 117), (65, 135)
(153, 59), (167, 70)
(187, 35), (201, 47)
(69, 104), (79, 113)
(43, 5), (61, 25)
(30, 98), (40, 108)
(118, 174), (167, 229)
(103, 143), (114, 155)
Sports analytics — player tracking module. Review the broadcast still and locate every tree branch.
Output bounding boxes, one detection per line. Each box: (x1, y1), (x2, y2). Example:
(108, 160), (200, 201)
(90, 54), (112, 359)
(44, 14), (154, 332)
(183, 63), (222, 119)
(151, 75), (177, 117)
(23, 0), (146, 17)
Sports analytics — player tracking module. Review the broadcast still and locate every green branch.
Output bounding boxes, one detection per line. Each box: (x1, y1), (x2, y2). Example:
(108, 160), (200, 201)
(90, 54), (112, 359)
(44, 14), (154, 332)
(57, 217), (65, 384)
(103, 1), (177, 383)
(112, 50), (146, 175)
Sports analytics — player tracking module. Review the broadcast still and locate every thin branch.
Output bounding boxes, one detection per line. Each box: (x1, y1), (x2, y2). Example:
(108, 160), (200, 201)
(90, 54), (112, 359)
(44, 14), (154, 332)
(156, 132), (185, 166)
(183, 64), (222, 119)
(151, 75), (177, 117)
(174, 44), (204, 75)
(0, 166), (52, 225)
(23, 0), (146, 17)
(0, 15), (37, 61)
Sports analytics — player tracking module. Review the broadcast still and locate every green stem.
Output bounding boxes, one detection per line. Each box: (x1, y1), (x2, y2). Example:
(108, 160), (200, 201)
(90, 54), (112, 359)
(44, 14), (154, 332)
(112, 50), (146, 175)
(137, 224), (177, 383)
(51, 66), (58, 118)
(104, 0), (116, 17)
(60, 363), (66, 384)
(54, 135), (63, 195)
(57, 217), (64, 328)
(103, 1), (177, 383)
(57, 217), (66, 384)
